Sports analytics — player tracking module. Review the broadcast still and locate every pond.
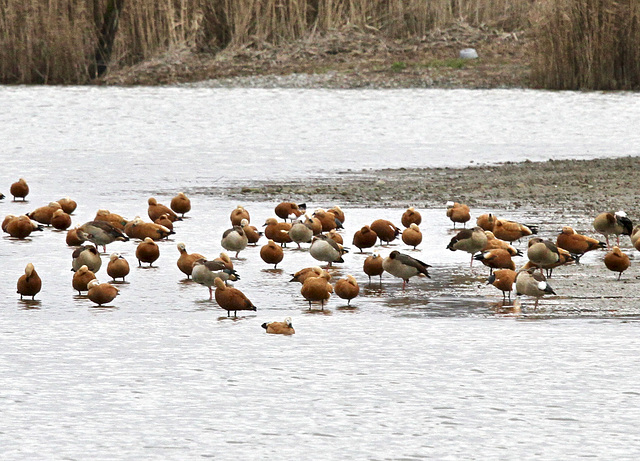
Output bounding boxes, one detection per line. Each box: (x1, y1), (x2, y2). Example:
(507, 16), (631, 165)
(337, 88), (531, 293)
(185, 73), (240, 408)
(1, 87), (639, 459)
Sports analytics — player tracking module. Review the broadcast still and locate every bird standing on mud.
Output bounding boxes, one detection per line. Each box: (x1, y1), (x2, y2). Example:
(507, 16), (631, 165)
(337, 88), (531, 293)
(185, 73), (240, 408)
(593, 211), (633, 248)
(515, 267), (556, 309)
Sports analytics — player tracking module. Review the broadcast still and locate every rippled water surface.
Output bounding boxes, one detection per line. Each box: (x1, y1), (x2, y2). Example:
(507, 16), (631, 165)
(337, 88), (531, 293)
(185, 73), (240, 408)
(1, 87), (640, 460)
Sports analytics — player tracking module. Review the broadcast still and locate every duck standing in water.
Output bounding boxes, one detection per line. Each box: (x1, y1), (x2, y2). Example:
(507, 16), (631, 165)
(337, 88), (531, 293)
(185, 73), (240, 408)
(17, 263), (42, 300)
(214, 277), (256, 317)
(382, 250), (431, 289)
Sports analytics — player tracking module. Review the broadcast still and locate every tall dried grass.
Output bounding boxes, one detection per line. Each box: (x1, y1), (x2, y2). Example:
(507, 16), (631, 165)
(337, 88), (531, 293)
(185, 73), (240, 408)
(531, 0), (640, 90)
(0, 0), (96, 83)
(0, 0), (547, 85)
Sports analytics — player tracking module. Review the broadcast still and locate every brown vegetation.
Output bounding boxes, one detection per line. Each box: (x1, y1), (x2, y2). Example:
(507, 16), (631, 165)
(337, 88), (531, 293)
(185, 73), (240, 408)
(531, 0), (640, 90)
(0, 0), (638, 89)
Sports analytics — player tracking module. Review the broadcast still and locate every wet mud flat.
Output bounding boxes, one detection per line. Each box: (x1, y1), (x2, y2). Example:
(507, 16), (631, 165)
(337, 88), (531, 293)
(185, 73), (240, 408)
(220, 156), (640, 215)
(200, 156), (640, 317)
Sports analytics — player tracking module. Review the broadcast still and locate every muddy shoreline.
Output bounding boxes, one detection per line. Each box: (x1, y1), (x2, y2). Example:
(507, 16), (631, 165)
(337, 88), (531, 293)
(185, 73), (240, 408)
(211, 156), (640, 217)
(209, 155), (640, 314)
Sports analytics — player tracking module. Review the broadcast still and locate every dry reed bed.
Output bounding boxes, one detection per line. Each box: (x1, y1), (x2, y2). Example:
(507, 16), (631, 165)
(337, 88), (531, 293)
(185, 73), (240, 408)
(0, 0), (638, 89)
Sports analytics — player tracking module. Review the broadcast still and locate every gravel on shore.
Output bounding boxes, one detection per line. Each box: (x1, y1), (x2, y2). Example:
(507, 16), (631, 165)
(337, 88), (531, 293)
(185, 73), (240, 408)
(215, 156), (640, 217)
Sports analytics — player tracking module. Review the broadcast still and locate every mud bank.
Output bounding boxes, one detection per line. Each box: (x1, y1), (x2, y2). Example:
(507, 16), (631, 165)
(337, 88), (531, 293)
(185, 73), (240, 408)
(208, 155), (640, 316)
(218, 156), (640, 216)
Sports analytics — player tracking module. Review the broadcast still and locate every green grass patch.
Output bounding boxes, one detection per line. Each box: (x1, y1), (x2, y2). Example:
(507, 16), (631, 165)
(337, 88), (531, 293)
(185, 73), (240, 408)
(421, 58), (469, 69)
(390, 61), (408, 72)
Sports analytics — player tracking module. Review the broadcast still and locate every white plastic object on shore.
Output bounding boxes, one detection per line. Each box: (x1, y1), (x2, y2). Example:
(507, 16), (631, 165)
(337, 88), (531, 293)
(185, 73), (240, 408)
(459, 48), (478, 59)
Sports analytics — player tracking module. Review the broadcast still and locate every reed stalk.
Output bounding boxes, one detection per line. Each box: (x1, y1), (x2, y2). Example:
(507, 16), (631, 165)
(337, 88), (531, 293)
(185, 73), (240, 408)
(8, 0), (636, 89)
(531, 0), (640, 90)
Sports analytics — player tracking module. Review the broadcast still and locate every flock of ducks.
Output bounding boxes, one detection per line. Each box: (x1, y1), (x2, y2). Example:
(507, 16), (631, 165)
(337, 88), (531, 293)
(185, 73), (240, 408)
(4, 178), (640, 331)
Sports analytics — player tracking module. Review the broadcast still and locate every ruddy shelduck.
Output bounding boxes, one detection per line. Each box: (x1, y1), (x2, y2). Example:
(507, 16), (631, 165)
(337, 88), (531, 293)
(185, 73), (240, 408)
(230, 206), (250, 226)
(604, 246), (630, 280)
(154, 214), (174, 232)
(363, 254), (384, 285)
(72, 265), (96, 295)
(304, 215), (323, 235)
(17, 263), (41, 300)
(260, 239), (284, 268)
(327, 206), (345, 225)
(214, 277), (256, 317)
(352, 225), (378, 253)
(214, 252), (234, 270)
(370, 219), (401, 245)
(87, 279), (119, 306)
(483, 231), (522, 256)
(275, 202), (306, 221)
(94, 209), (128, 230)
(176, 242), (205, 279)
(476, 213), (497, 232)
(334, 275), (360, 306)
(51, 209), (72, 230)
(241, 218), (263, 245)
(2, 214), (15, 232)
(124, 217), (173, 241)
(556, 226), (605, 260)
(5, 215), (43, 239)
(313, 209), (341, 232)
(57, 197), (77, 214)
(487, 268), (517, 301)
(401, 207), (422, 228)
(327, 229), (343, 245)
(401, 223), (422, 249)
(170, 192), (191, 217)
(148, 197), (181, 222)
(10, 178), (29, 201)
(632, 226), (640, 252)
(262, 317), (295, 335)
(136, 237), (160, 267)
(107, 253), (130, 282)
(474, 248), (516, 274)
(263, 218), (292, 246)
(66, 227), (85, 246)
(446, 201), (471, 228)
(492, 219), (537, 242)
(300, 272), (333, 309)
(27, 201), (62, 226)
(289, 266), (329, 284)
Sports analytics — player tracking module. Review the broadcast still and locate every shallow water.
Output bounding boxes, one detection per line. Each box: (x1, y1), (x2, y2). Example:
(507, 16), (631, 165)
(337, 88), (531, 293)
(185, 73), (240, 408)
(2, 87), (640, 193)
(2, 87), (640, 459)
